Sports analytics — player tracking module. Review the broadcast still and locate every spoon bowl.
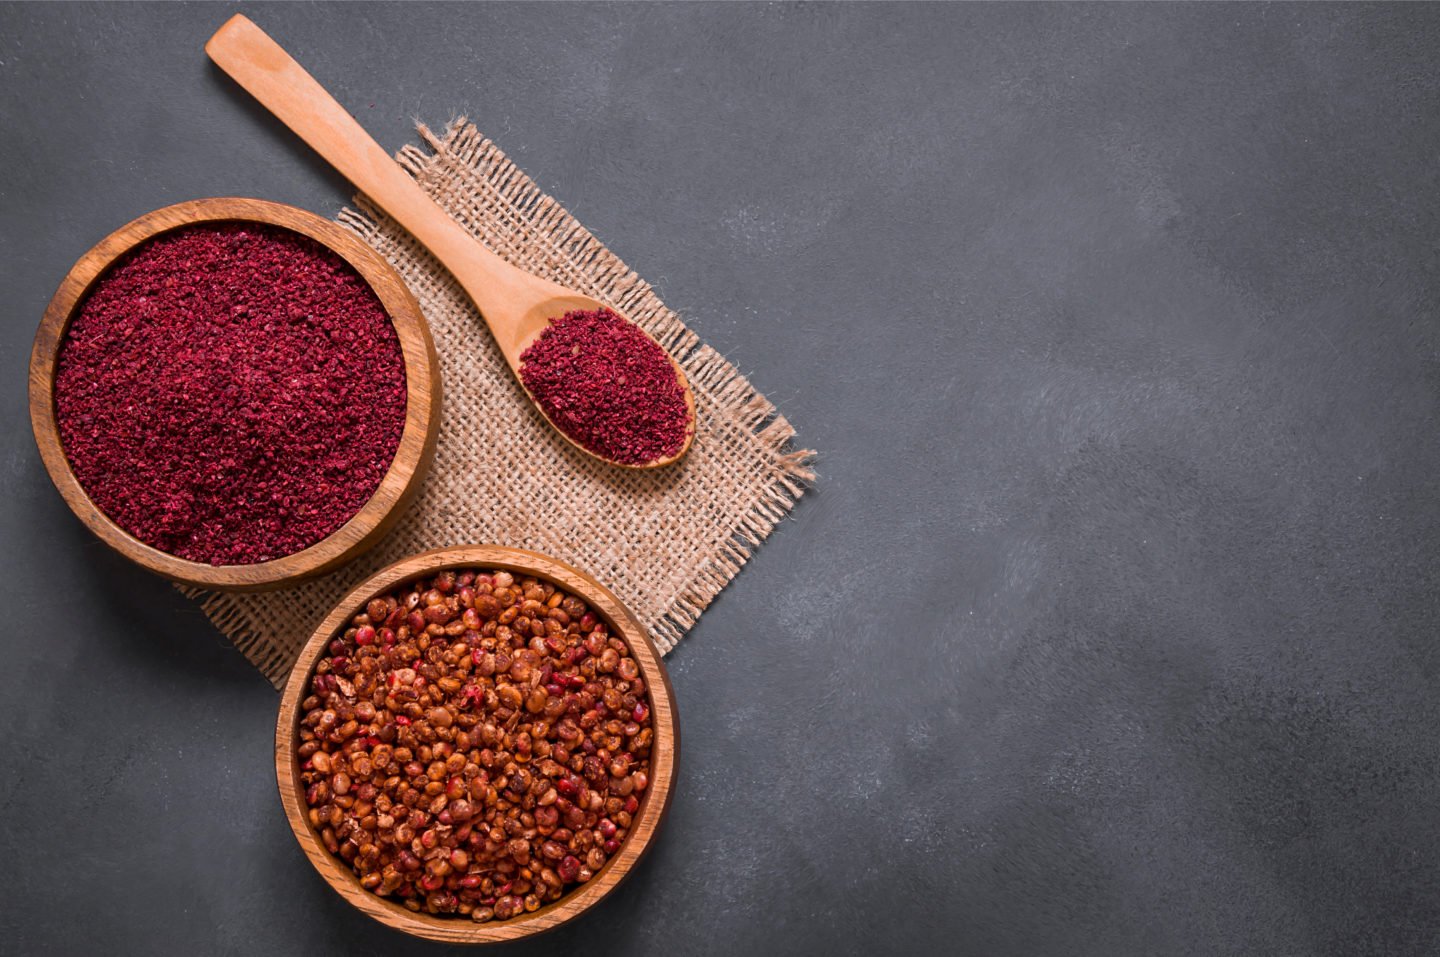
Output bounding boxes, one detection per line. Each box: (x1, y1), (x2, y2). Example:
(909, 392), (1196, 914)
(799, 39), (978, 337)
(207, 14), (695, 469)
(508, 293), (697, 470)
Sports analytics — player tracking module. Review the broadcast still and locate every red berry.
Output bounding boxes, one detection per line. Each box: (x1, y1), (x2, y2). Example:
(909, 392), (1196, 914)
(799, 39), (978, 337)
(355, 626), (376, 646)
(395, 715), (411, 726)
(632, 702), (649, 723)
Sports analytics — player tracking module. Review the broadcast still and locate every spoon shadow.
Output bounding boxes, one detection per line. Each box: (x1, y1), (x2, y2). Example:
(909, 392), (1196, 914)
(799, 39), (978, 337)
(205, 60), (357, 207)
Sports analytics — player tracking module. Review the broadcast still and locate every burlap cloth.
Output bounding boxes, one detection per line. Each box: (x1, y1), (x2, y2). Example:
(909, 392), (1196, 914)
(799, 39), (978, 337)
(190, 119), (814, 688)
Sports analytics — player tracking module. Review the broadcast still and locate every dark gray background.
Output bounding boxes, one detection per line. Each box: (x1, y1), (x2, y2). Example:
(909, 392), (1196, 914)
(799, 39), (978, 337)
(4, 3), (1440, 955)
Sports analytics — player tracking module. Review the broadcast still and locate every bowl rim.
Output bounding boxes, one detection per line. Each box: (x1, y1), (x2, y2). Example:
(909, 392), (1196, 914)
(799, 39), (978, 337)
(275, 545), (680, 944)
(27, 197), (441, 591)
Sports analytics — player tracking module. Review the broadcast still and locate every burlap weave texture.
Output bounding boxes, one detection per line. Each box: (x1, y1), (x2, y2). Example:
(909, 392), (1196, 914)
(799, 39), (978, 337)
(192, 120), (814, 687)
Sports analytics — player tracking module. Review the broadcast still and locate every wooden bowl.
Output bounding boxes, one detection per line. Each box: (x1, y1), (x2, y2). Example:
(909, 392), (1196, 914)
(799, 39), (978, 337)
(28, 198), (441, 591)
(276, 546), (679, 944)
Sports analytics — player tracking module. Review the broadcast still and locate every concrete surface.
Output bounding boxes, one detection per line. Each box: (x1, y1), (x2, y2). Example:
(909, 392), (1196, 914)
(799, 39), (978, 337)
(4, 3), (1440, 955)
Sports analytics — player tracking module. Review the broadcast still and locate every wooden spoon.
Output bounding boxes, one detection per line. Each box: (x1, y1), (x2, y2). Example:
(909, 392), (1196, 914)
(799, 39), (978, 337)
(206, 14), (694, 469)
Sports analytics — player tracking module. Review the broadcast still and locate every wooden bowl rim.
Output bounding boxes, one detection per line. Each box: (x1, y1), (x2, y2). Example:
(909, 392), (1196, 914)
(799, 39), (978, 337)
(27, 197), (440, 591)
(275, 545), (679, 944)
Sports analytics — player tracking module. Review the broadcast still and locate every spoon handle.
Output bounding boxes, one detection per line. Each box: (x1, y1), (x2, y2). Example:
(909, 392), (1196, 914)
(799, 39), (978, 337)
(206, 14), (527, 316)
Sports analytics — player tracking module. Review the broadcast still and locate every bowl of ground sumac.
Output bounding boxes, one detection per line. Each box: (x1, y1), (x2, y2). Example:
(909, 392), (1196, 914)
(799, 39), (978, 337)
(29, 198), (440, 590)
(277, 545), (678, 943)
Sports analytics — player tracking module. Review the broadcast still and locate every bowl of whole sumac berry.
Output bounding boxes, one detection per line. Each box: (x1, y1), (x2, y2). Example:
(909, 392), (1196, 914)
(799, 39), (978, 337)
(278, 545), (678, 943)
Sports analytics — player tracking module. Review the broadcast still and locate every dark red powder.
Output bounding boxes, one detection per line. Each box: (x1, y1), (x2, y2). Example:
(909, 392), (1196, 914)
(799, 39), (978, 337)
(53, 223), (407, 566)
(519, 308), (691, 465)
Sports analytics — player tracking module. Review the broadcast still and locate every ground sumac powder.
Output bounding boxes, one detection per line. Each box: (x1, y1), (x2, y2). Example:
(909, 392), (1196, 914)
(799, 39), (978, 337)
(518, 308), (690, 465)
(53, 223), (407, 566)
